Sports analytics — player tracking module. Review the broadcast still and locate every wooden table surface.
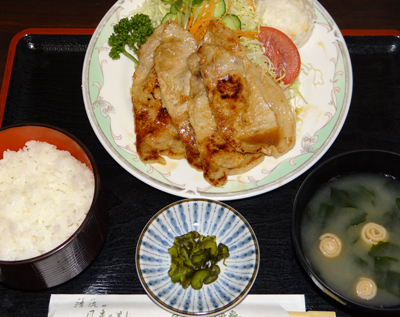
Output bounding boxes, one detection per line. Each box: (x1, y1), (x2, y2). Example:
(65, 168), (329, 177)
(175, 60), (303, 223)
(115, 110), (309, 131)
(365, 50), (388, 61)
(0, 0), (399, 89)
(0, 0), (400, 316)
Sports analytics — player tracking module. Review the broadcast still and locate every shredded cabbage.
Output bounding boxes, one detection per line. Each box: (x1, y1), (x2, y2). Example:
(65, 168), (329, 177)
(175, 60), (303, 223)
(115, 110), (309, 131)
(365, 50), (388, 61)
(130, 0), (171, 27)
(285, 76), (306, 107)
(244, 41), (277, 79)
(302, 63), (324, 88)
(226, 0), (260, 32)
(132, 0), (261, 33)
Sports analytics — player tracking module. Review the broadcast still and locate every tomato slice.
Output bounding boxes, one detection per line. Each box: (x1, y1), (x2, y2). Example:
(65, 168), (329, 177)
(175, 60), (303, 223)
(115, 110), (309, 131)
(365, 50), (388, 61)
(258, 26), (301, 85)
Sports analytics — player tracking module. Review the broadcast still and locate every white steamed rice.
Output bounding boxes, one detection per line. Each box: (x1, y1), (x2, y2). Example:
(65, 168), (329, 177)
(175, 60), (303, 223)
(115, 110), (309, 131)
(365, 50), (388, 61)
(0, 140), (95, 261)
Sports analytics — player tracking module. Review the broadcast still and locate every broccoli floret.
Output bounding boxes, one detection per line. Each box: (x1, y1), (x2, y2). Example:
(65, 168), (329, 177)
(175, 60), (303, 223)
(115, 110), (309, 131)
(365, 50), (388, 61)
(108, 14), (154, 65)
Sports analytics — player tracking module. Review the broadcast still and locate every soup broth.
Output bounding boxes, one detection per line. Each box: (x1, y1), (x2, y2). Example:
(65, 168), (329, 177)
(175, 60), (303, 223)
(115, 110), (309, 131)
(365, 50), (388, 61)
(301, 172), (400, 307)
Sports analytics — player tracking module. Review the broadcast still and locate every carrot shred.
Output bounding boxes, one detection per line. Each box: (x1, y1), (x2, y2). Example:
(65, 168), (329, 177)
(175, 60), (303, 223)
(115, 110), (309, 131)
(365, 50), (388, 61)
(233, 29), (259, 40)
(187, 6), (197, 30)
(248, 0), (256, 11)
(186, 0), (258, 42)
(188, 0), (224, 40)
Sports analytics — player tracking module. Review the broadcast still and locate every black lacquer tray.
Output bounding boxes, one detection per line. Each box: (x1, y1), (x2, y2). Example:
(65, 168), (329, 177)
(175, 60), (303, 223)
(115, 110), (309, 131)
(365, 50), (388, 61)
(1, 29), (400, 317)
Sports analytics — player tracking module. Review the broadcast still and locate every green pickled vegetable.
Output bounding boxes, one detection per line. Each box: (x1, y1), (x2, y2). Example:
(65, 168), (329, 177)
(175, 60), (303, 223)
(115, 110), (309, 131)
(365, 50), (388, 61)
(167, 231), (230, 290)
(191, 269), (210, 290)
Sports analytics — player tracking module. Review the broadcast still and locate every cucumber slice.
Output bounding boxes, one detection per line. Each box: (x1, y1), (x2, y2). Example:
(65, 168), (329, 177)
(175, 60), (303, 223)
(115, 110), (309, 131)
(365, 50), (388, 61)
(161, 13), (177, 24)
(221, 14), (241, 30)
(192, 0), (225, 19)
(213, 0), (226, 18)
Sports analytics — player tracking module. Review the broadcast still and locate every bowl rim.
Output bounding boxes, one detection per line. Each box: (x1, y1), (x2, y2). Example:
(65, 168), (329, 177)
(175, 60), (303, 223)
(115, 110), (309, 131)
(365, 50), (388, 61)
(292, 149), (400, 314)
(0, 122), (101, 265)
(135, 198), (260, 317)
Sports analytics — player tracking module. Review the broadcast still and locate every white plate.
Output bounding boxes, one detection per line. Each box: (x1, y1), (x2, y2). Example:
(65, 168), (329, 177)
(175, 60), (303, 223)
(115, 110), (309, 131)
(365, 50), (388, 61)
(82, 0), (352, 200)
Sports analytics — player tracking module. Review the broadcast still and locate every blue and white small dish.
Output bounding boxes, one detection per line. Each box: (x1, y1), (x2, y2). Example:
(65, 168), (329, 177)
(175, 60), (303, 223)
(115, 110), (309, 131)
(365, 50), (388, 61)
(136, 199), (259, 317)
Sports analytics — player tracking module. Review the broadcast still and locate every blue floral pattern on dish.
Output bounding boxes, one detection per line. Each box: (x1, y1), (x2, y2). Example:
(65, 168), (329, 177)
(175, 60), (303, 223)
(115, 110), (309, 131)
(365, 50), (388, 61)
(136, 199), (259, 317)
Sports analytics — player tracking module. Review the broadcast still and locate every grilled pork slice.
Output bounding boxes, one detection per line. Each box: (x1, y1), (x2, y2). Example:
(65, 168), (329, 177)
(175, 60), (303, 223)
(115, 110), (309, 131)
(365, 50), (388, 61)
(131, 24), (185, 164)
(154, 22), (203, 171)
(197, 21), (296, 158)
(187, 53), (264, 187)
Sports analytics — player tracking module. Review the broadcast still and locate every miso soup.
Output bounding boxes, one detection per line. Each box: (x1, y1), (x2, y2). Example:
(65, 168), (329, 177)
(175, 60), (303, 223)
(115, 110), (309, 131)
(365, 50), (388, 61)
(301, 172), (400, 307)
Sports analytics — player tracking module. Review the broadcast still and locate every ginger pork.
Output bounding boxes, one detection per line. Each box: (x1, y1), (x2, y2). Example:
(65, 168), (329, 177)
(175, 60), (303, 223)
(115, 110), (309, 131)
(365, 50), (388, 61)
(154, 22), (203, 171)
(131, 24), (185, 164)
(130, 21), (296, 186)
(197, 21), (296, 158)
(187, 53), (264, 187)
